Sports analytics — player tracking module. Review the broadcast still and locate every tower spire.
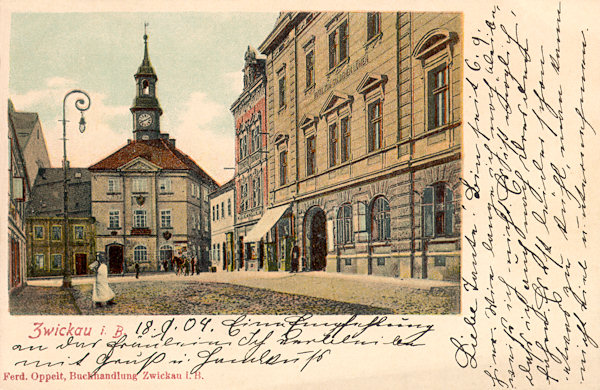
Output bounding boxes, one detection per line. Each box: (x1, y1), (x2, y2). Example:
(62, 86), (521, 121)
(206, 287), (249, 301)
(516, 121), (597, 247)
(137, 22), (156, 77)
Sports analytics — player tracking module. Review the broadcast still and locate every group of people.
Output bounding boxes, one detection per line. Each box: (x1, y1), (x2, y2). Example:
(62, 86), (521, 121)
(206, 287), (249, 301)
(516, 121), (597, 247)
(164, 256), (197, 276)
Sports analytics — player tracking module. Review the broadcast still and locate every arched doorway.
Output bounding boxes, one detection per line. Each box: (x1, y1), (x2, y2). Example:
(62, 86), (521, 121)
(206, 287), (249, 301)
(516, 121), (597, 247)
(107, 244), (123, 274)
(304, 207), (327, 271)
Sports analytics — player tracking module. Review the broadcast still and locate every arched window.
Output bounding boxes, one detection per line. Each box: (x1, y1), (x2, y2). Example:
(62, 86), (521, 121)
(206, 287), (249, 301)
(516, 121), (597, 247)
(142, 79), (150, 95)
(336, 204), (353, 244)
(159, 245), (173, 263)
(134, 245), (147, 262)
(371, 197), (390, 241)
(422, 183), (454, 237)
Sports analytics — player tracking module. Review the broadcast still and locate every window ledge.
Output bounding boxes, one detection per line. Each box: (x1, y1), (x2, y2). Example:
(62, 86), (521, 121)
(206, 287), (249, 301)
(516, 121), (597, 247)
(326, 57), (350, 76)
(370, 240), (391, 247)
(304, 83), (315, 94)
(106, 192), (121, 195)
(159, 191), (174, 195)
(365, 32), (383, 48)
(161, 226), (173, 230)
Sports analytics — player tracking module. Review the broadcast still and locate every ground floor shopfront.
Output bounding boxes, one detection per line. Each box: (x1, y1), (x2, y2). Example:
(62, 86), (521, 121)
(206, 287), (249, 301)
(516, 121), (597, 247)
(230, 158), (461, 282)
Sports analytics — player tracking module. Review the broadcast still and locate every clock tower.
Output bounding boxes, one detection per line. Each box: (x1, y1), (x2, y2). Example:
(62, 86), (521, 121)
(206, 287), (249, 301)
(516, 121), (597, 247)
(130, 31), (163, 141)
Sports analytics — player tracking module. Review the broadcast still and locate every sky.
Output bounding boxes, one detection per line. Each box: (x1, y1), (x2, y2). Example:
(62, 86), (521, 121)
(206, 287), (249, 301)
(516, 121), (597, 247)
(8, 12), (278, 184)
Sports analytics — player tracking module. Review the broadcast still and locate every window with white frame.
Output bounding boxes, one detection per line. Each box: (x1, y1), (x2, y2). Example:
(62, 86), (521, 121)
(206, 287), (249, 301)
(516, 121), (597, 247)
(132, 178), (147, 193)
(134, 245), (147, 262)
(73, 225), (85, 240)
(52, 254), (62, 269)
(336, 204), (353, 244)
(159, 178), (171, 193)
(35, 253), (44, 269)
(160, 210), (172, 228)
(109, 210), (120, 229)
(133, 209), (147, 228)
(108, 178), (120, 193)
(367, 99), (383, 152)
(329, 122), (338, 167)
(328, 19), (349, 69)
(422, 183), (454, 237)
(371, 196), (390, 241)
(340, 117), (351, 163)
(428, 64), (448, 129)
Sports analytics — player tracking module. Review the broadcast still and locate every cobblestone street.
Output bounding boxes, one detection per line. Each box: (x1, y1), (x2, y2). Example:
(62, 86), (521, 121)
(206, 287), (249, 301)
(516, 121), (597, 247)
(14, 271), (460, 315)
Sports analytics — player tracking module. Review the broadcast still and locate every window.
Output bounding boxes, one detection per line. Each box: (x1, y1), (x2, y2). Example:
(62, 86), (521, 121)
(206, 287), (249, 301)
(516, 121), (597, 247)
(221, 202), (225, 218)
(52, 254), (62, 269)
(279, 151), (287, 186)
(278, 75), (286, 109)
(204, 213), (209, 232)
(35, 254), (44, 269)
(306, 135), (316, 176)
(329, 20), (348, 69)
(358, 202), (367, 232)
(109, 210), (120, 229)
(435, 256), (446, 266)
(228, 198), (232, 216)
(142, 79), (150, 95)
(132, 178), (147, 193)
(377, 257), (386, 266)
(371, 197), (390, 241)
(252, 176), (261, 208)
(160, 245), (173, 263)
(345, 258), (352, 266)
(306, 50), (314, 88)
(216, 204), (220, 220)
(34, 226), (44, 240)
(368, 100), (383, 152)
(428, 64), (448, 129)
(240, 134), (248, 160)
(217, 243), (221, 262)
(212, 206), (215, 221)
(367, 12), (381, 41)
(133, 209), (147, 228)
(336, 204), (353, 245)
(340, 117), (350, 163)
(134, 245), (147, 262)
(51, 225), (62, 241)
(161, 210), (172, 228)
(329, 123), (338, 167)
(159, 178), (171, 193)
(202, 186), (209, 202)
(108, 178), (119, 193)
(422, 183), (454, 237)
(73, 225), (84, 240)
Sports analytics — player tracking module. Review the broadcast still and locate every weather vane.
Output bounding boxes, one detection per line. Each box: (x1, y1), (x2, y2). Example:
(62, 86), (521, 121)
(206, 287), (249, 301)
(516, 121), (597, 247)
(144, 22), (149, 36)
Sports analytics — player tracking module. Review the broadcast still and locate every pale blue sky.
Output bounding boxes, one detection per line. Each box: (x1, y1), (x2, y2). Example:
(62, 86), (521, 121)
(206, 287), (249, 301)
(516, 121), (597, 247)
(9, 12), (278, 184)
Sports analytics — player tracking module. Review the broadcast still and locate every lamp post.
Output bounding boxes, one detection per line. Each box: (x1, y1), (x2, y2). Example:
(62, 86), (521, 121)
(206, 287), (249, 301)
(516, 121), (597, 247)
(60, 90), (91, 288)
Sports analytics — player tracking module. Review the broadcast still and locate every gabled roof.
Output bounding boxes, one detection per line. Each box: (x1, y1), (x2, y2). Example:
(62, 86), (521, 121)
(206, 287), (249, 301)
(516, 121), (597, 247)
(10, 111), (39, 149)
(88, 138), (218, 186)
(26, 168), (92, 218)
(319, 91), (353, 118)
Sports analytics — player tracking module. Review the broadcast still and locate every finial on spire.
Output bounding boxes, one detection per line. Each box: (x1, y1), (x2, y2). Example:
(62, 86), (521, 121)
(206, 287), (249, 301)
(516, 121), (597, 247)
(144, 22), (149, 41)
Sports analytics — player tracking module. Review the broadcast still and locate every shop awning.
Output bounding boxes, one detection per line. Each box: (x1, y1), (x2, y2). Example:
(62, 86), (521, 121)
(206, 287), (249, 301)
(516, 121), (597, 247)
(243, 204), (290, 242)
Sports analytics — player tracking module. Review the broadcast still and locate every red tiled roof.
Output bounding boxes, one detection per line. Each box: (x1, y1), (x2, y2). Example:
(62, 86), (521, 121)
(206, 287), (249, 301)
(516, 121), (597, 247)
(88, 138), (218, 186)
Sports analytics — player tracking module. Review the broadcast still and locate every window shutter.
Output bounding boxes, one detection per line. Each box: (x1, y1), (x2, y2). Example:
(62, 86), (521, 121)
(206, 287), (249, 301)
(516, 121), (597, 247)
(445, 187), (454, 235)
(423, 187), (434, 237)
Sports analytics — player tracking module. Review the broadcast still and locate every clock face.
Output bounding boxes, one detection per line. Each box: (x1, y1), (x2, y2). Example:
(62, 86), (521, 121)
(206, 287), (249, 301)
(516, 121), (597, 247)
(138, 113), (153, 127)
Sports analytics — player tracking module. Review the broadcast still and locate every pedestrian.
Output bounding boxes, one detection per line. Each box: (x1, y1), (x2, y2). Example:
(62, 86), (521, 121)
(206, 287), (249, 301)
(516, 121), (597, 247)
(291, 244), (299, 273)
(135, 262), (140, 279)
(191, 257), (195, 275)
(163, 259), (168, 272)
(89, 257), (115, 308)
(184, 257), (190, 276)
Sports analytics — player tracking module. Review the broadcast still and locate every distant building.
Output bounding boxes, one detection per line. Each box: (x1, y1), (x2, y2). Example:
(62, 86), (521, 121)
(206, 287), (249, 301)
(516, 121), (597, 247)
(258, 12), (462, 280)
(25, 168), (95, 277)
(230, 46), (269, 271)
(8, 100), (30, 291)
(8, 101), (51, 185)
(209, 179), (235, 271)
(89, 32), (217, 274)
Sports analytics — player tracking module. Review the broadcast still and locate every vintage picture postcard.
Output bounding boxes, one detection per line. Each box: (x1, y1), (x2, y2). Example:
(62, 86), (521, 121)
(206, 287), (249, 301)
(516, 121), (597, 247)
(1, 1), (599, 389)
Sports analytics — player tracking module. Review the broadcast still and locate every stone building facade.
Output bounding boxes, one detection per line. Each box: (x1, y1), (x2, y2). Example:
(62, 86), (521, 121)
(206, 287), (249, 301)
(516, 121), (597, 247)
(26, 168), (95, 277)
(258, 12), (462, 280)
(89, 33), (217, 274)
(209, 179), (235, 271)
(230, 46), (269, 270)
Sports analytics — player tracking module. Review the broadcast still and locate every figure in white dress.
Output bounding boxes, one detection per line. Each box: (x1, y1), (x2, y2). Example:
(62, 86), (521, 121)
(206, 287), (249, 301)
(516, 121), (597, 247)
(89, 256), (115, 307)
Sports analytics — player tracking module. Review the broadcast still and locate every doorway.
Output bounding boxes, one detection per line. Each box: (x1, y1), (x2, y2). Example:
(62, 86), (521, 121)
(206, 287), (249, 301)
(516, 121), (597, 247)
(304, 207), (327, 271)
(107, 244), (123, 274)
(75, 253), (87, 275)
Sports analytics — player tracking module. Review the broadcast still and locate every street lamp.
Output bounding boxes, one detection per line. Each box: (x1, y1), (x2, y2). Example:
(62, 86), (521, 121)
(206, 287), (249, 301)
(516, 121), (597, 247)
(60, 89), (91, 288)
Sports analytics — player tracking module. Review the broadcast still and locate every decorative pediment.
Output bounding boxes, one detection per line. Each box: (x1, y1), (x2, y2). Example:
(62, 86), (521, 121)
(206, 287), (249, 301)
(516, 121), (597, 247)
(273, 133), (289, 146)
(356, 73), (388, 95)
(319, 91), (353, 118)
(118, 156), (161, 172)
(413, 29), (458, 60)
(299, 114), (319, 130)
